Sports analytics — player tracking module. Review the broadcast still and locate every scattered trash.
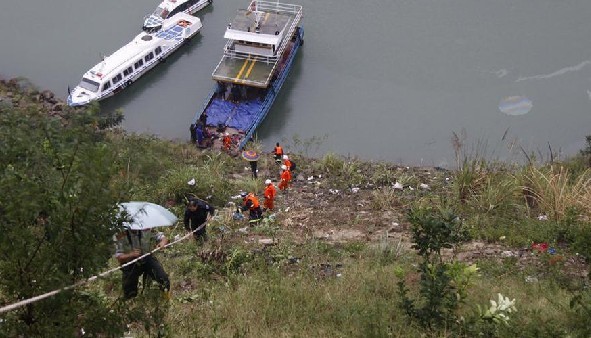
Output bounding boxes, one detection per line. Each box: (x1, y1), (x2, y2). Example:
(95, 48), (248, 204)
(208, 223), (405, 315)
(336, 273), (342, 277)
(307, 176), (314, 181)
(174, 234), (182, 241)
(318, 174), (322, 178)
(501, 251), (516, 258)
(531, 242), (549, 252)
(284, 207), (290, 212)
(351, 187), (360, 193)
(237, 227), (248, 233)
(547, 247), (556, 255)
(537, 214), (548, 221)
(525, 276), (538, 283)
(419, 183), (430, 190)
(187, 178), (196, 186)
(233, 209), (244, 221)
(329, 189), (340, 195)
(393, 182), (403, 190)
(499, 235), (506, 240)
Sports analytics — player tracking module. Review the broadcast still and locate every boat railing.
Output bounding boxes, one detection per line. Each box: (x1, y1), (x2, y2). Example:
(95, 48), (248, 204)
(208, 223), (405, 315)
(215, 2), (302, 86)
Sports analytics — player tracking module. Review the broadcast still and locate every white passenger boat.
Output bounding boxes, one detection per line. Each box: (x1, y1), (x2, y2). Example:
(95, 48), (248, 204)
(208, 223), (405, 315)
(143, 0), (212, 33)
(67, 13), (202, 107)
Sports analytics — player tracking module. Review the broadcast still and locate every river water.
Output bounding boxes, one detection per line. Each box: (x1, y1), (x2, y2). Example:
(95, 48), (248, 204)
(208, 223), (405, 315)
(1, 0), (591, 166)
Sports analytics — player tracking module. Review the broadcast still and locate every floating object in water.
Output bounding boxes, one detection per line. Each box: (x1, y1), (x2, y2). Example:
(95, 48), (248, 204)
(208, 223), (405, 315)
(499, 96), (533, 116)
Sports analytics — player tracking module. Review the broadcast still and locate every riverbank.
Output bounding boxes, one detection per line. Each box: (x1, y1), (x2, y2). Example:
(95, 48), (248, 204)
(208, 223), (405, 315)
(2, 79), (591, 337)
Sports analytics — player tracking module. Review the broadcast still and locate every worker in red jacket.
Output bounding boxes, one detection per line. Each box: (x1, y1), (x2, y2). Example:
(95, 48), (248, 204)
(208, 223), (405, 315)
(263, 179), (277, 211)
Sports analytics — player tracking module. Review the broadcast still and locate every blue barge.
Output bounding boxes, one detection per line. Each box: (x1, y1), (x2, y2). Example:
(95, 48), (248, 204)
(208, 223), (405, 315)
(190, 1), (303, 151)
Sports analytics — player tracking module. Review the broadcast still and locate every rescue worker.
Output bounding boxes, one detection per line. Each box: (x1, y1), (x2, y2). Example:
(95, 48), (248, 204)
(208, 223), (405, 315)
(184, 199), (215, 244)
(241, 192), (263, 223)
(282, 155), (292, 171)
(278, 164), (292, 191)
(272, 142), (283, 163)
(114, 228), (170, 300)
(222, 132), (232, 152)
(263, 179), (276, 211)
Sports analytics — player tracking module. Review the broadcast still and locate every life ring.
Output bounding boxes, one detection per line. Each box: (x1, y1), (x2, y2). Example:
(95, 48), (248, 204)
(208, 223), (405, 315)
(125, 80), (132, 86)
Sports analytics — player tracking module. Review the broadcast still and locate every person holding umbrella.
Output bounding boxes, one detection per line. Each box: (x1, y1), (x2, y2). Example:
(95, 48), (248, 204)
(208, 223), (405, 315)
(114, 229), (170, 300)
(115, 202), (176, 300)
(242, 150), (260, 179)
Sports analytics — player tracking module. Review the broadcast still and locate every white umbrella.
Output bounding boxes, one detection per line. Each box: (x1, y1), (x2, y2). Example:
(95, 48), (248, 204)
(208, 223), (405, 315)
(119, 202), (178, 230)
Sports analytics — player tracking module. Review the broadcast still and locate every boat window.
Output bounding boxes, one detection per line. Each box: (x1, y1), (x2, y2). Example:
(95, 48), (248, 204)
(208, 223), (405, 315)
(145, 52), (154, 62)
(153, 7), (169, 19)
(123, 66), (133, 77)
(78, 78), (100, 92)
(134, 59), (144, 69)
(112, 73), (123, 84)
(155, 46), (162, 56)
(102, 81), (111, 91)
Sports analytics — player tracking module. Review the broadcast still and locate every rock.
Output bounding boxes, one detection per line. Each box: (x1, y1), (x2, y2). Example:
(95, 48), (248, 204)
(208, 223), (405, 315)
(41, 90), (55, 101)
(258, 238), (275, 245)
(52, 103), (64, 112)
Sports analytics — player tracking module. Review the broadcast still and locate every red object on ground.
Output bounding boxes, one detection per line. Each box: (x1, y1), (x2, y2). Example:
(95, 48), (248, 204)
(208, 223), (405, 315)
(531, 242), (549, 252)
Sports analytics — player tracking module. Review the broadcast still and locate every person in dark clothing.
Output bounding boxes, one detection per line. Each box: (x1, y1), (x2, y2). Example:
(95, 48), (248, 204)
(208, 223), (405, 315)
(190, 124), (197, 144)
(184, 199), (215, 243)
(114, 229), (170, 300)
(249, 160), (258, 179)
(199, 112), (208, 128)
(195, 124), (204, 146)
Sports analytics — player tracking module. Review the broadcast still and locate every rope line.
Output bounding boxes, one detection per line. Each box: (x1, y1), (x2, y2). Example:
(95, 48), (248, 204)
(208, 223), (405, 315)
(0, 222), (207, 315)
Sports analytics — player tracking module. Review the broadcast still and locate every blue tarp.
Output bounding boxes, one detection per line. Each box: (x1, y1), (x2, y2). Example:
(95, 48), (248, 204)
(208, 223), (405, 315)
(204, 98), (263, 132)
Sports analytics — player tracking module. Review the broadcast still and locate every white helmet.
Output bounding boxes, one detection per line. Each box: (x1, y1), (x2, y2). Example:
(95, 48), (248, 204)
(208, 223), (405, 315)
(281, 165), (287, 170)
(282, 155), (289, 160)
(265, 179), (272, 185)
(225, 132), (229, 136)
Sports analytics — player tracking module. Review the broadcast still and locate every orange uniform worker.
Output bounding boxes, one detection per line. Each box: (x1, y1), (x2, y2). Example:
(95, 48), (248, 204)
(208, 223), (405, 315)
(222, 133), (232, 151)
(272, 143), (283, 163)
(282, 155), (292, 171)
(263, 179), (277, 210)
(278, 164), (292, 191)
(241, 192), (263, 223)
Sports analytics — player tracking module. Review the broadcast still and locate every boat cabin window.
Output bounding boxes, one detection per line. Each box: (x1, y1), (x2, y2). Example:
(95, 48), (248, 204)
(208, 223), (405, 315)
(112, 73), (123, 84)
(153, 7), (169, 19)
(155, 46), (162, 56)
(123, 66), (133, 77)
(134, 59), (144, 70)
(79, 78), (100, 93)
(145, 52), (154, 62)
(102, 81), (111, 91)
